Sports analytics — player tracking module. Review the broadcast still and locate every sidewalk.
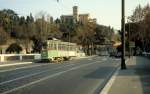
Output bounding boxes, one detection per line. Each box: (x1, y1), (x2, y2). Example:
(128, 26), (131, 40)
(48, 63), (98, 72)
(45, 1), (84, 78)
(106, 56), (150, 94)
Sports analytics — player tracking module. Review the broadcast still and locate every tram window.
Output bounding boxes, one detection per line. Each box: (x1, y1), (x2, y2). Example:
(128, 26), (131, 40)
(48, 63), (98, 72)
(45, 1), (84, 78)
(70, 45), (72, 51)
(64, 45), (66, 51)
(67, 45), (69, 51)
(70, 45), (73, 51)
(47, 42), (49, 48)
(47, 43), (49, 49)
(65, 45), (67, 51)
(62, 44), (63, 50)
(57, 44), (59, 50)
(63, 44), (65, 50)
(64, 45), (67, 51)
(73, 46), (75, 51)
(58, 44), (61, 50)
(72, 45), (75, 51)
(48, 43), (51, 49)
(54, 43), (56, 50)
(52, 43), (54, 50)
(70, 46), (72, 51)
(52, 42), (55, 50)
(50, 43), (52, 49)
(54, 43), (57, 50)
(53, 43), (55, 50)
(60, 44), (62, 50)
(72, 46), (75, 51)
(72, 46), (74, 51)
(69, 46), (71, 51)
(62, 44), (64, 50)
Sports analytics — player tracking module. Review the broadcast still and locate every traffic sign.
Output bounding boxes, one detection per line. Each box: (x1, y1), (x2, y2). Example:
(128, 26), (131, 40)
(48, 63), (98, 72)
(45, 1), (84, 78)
(129, 42), (135, 47)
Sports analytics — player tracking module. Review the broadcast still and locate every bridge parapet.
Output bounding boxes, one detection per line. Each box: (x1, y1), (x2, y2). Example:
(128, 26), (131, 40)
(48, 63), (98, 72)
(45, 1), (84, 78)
(0, 54), (41, 62)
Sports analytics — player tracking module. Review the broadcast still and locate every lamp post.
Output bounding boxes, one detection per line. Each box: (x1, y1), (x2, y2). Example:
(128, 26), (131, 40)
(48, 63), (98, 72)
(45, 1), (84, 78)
(121, 0), (127, 69)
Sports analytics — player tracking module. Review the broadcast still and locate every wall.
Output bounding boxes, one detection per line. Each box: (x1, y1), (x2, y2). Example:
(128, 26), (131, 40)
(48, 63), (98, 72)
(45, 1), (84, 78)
(0, 54), (41, 62)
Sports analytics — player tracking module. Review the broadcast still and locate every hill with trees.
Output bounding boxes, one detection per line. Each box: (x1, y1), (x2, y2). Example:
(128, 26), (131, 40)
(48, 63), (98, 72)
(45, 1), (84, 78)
(0, 9), (118, 55)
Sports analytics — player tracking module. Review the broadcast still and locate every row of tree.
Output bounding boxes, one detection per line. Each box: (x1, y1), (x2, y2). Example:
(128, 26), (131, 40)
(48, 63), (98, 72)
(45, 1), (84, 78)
(126, 4), (150, 52)
(0, 9), (117, 55)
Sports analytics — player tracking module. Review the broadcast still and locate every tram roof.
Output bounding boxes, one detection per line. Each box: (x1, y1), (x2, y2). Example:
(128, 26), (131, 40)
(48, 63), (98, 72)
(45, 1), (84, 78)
(46, 39), (76, 45)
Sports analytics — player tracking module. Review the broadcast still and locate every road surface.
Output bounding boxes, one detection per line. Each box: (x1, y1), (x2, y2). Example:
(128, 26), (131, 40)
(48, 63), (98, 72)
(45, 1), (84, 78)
(0, 56), (120, 94)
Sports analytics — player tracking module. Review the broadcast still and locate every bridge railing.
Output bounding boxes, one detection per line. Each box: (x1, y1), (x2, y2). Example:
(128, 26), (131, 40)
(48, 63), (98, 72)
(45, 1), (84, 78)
(0, 54), (41, 62)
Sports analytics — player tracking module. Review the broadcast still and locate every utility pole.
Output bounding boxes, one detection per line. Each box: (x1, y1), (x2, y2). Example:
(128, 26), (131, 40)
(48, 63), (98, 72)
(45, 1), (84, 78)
(121, 0), (127, 69)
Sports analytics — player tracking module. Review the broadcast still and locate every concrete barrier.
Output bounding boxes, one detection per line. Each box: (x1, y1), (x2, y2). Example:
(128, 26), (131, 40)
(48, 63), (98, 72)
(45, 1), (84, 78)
(0, 54), (41, 62)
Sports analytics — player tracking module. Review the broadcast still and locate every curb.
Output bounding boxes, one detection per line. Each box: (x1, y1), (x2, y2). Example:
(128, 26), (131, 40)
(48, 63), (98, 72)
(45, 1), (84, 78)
(0, 62), (33, 67)
(71, 55), (98, 60)
(99, 58), (130, 94)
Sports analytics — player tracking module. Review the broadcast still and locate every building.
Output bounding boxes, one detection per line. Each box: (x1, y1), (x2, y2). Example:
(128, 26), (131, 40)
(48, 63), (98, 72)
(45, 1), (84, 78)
(73, 6), (78, 22)
(61, 6), (96, 24)
(46, 16), (54, 23)
(79, 14), (89, 24)
(89, 18), (97, 24)
(61, 15), (73, 23)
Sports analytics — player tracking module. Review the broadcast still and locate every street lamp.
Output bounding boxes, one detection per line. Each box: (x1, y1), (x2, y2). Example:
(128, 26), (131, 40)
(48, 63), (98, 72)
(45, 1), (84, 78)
(121, 0), (127, 69)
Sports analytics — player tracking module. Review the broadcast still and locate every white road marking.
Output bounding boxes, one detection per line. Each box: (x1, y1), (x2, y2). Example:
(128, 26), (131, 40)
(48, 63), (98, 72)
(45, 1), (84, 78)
(0, 62), (32, 67)
(1, 61), (101, 94)
(0, 58), (84, 73)
(0, 63), (52, 73)
(0, 63), (75, 86)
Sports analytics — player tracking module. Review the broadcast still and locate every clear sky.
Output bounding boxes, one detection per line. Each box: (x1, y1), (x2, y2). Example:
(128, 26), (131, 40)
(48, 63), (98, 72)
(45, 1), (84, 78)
(0, 0), (150, 29)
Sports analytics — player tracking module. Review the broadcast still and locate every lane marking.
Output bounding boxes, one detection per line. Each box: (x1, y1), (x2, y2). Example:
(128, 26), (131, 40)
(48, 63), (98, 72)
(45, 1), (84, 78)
(0, 63), (52, 73)
(0, 62), (32, 67)
(0, 58), (87, 73)
(0, 63), (75, 86)
(1, 61), (101, 94)
(0, 56), (101, 73)
(100, 59), (129, 94)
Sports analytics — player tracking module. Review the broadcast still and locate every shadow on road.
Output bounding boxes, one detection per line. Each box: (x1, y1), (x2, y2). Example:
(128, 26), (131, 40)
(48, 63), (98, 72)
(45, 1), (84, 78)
(84, 66), (116, 79)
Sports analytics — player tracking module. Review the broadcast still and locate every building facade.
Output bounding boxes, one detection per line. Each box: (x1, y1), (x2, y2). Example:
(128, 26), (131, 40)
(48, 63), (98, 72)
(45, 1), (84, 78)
(61, 6), (96, 24)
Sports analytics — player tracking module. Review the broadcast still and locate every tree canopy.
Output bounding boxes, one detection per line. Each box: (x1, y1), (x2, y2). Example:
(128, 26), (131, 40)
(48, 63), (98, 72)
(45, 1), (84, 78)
(0, 9), (116, 54)
(126, 4), (150, 52)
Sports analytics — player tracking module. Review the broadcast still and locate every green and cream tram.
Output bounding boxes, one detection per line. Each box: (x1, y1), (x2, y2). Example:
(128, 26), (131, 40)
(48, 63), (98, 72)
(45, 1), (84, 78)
(41, 39), (79, 62)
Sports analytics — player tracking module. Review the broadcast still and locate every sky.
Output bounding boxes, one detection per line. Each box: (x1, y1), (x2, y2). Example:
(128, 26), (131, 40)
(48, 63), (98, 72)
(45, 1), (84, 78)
(0, 0), (150, 29)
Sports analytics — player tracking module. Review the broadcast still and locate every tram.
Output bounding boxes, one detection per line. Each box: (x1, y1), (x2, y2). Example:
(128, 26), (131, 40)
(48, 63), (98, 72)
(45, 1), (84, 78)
(41, 39), (79, 62)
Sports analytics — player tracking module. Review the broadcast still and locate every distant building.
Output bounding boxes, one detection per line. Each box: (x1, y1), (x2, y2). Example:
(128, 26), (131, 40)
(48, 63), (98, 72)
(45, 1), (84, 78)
(61, 15), (73, 23)
(49, 16), (54, 23)
(89, 18), (97, 24)
(47, 16), (54, 23)
(73, 6), (78, 22)
(61, 6), (96, 24)
(79, 14), (89, 24)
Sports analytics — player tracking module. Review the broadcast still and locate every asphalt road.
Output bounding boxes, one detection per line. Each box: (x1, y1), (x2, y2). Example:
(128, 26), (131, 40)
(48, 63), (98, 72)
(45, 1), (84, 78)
(0, 56), (120, 94)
